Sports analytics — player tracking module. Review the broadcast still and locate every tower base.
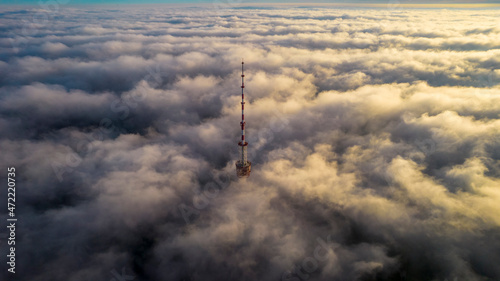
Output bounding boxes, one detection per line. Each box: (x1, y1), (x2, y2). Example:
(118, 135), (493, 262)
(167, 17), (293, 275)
(236, 161), (251, 178)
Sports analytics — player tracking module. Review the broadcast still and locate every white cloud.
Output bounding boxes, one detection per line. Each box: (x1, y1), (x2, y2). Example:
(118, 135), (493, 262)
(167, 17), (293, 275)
(1, 5), (500, 281)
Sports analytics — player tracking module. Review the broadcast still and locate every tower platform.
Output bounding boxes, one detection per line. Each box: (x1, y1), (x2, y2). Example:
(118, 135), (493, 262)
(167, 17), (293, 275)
(236, 161), (251, 178)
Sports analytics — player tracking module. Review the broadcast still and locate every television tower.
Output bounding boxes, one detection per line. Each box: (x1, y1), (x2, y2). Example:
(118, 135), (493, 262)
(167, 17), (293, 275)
(236, 59), (251, 178)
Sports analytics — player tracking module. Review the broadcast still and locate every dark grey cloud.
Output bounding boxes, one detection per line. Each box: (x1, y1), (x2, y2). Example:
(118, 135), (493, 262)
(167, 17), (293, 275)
(0, 4), (500, 281)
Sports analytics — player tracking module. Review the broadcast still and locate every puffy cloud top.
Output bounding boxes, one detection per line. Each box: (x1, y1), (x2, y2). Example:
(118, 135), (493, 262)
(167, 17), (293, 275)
(1, 4), (500, 281)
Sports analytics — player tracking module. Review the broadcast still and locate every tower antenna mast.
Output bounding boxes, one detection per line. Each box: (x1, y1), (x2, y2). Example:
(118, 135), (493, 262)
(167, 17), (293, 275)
(236, 59), (251, 178)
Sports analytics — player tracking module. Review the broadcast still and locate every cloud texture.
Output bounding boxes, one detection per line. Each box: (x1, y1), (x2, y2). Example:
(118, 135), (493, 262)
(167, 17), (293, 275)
(1, 4), (500, 281)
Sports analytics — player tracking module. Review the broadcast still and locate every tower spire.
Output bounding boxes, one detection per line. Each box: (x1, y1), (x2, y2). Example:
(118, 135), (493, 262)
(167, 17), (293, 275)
(236, 59), (251, 178)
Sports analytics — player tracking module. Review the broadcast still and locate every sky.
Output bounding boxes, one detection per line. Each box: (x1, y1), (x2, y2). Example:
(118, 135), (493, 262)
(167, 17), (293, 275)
(1, 3), (500, 281)
(2, 0), (500, 5)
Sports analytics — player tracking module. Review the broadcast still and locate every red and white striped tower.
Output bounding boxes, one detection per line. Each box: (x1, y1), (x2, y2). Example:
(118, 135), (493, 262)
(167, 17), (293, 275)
(236, 59), (251, 178)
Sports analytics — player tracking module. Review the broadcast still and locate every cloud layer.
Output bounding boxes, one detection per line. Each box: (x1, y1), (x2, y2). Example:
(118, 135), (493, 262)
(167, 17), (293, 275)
(1, 4), (500, 281)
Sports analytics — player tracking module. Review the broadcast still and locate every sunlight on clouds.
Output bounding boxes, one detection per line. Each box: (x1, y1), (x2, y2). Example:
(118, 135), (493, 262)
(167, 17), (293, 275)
(1, 4), (500, 281)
